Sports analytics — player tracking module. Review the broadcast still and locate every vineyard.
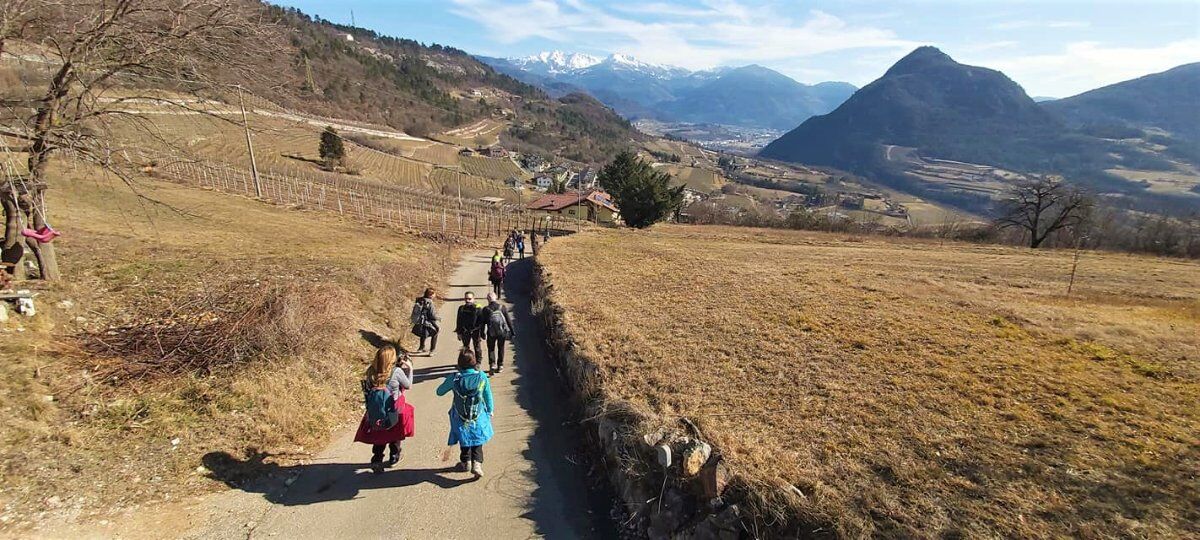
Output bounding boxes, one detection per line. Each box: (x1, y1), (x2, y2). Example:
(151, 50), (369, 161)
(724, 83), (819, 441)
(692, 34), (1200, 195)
(61, 87), (577, 240)
(458, 155), (528, 181)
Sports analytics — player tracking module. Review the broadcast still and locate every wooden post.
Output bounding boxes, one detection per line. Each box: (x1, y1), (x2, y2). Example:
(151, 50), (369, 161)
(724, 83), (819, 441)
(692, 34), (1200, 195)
(237, 85), (263, 199)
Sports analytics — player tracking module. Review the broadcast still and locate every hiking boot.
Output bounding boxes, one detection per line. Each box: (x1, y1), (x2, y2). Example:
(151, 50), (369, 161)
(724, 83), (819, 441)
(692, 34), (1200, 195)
(386, 449), (402, 468)
(457, 460), (469, 473)
(370, 455), (384, 474)
(497, 365), (504, 373)
(489, 363), (497, 374)
(471, 461), (484, 477)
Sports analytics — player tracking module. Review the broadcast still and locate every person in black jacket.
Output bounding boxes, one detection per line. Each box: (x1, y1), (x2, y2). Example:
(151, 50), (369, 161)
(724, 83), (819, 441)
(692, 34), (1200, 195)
(454, 291), (485, 359)
(412, 287), (439, 353)
(481, 292), (514, 374)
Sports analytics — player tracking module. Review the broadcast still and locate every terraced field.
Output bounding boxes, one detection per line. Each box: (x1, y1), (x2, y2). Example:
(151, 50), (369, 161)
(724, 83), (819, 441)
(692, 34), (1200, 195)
(440, 118), (507, 147)
(459, 155), (528, 182)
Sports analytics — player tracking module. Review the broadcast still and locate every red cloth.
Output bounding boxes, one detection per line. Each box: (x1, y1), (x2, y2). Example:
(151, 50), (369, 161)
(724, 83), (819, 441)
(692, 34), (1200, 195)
(353, 393), (415, 444)
(20, 226), (60, 244)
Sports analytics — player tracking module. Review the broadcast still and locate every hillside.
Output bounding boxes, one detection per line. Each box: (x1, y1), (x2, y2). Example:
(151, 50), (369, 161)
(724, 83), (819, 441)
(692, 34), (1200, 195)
(539, 225), (1200, 538)
(759, 47), (1200, 214)
(1044, 63), (1200, 141)
(239, 6), (639, 164)
(761, 47), (1079, 172)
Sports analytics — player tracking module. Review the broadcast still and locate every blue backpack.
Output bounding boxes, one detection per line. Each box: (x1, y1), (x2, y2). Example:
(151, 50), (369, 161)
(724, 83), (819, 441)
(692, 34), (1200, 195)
(364, 386), (399, 431)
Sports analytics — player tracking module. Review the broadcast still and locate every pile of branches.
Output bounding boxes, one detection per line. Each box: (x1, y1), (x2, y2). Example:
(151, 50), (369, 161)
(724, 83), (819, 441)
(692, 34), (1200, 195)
(80, 281), (351, 384)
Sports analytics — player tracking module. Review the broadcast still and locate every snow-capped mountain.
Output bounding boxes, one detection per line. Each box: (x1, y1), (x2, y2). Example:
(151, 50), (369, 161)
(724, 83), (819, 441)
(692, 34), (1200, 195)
(478, 51), (856, 131)
(510, 51), (603, 76)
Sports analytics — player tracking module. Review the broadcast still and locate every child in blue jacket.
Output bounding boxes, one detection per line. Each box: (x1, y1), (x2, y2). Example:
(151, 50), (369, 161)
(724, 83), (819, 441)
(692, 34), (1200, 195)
(436, 349), (494, 477)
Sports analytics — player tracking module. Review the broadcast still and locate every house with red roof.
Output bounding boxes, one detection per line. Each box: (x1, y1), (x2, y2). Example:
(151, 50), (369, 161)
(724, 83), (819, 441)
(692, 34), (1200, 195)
(526, 190), (620, 225)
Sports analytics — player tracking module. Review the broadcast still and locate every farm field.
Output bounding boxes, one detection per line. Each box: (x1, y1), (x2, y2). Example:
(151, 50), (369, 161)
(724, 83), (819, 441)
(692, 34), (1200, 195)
(108, 111), (519, 200)
(659, 164), (727, 192)
(538, 225), (1199, 538)
(439, 118), (507, 147)
(1107, 167), (1200, 196)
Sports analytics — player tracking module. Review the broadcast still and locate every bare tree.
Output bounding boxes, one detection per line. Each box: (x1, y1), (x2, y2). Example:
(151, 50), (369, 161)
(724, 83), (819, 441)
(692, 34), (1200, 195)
(994, 175), (1092, 249)
(0, 0), (281, 280)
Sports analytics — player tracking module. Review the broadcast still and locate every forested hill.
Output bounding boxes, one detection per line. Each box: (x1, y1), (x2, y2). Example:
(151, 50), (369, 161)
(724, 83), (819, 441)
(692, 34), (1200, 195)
(224, 4), (641, 163)
(1043, 63), (1200, 142)
(760, 46), (1084, 173)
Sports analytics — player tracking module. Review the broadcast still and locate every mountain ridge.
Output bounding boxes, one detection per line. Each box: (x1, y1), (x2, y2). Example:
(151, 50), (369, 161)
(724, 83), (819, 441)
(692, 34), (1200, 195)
(480, 51), (856, 130)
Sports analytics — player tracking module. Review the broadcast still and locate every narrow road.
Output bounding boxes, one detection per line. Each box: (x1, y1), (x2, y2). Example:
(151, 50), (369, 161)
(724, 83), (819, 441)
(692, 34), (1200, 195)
(184, 251), (613, 539)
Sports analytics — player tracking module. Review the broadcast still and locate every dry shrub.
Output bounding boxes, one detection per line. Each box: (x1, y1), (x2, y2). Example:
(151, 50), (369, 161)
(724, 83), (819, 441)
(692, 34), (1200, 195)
(80, 281), (355, 384)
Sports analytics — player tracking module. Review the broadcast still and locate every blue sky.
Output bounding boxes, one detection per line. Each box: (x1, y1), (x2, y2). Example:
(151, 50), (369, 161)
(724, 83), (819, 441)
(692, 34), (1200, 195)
(273, 0), (1200, 98)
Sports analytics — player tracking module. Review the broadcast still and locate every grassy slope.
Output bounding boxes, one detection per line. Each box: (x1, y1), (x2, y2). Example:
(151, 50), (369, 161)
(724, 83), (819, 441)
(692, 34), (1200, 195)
(0, 164), (447, 530)
(539, 225), (1199, 538)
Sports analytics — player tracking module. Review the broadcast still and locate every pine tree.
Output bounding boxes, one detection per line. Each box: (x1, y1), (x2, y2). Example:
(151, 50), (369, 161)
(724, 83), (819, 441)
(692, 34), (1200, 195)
(318, 126), (345, 169)
(597, 151), (684, 229)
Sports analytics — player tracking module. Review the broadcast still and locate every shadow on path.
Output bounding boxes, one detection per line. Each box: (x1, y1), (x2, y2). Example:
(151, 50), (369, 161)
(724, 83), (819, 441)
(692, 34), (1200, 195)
(502, 258), (618, 539)
(201, 451), (476, 507)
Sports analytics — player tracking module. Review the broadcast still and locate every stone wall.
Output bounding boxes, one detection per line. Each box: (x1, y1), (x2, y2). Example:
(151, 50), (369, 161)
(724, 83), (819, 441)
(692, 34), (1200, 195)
(532, 262), (750, 540)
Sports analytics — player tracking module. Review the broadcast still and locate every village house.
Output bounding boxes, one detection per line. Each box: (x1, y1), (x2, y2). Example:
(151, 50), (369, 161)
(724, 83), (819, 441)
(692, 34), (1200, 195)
(478, 146), (507, 158)
(546, 165), (571, 182)
(534, 175), (554, 191)
(526, 190), (620, 225)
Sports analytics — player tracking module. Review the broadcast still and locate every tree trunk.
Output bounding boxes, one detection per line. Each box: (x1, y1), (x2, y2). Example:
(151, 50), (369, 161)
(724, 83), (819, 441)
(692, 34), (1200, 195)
(1, 192), (26, 279)
(23, 187), (58, 280)
(21, 62), (71, 281)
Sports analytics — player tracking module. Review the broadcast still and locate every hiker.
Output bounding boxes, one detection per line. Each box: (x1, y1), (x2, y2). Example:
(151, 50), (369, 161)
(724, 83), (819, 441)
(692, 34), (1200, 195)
(454, 291), (484, 360)
(411, 287), (439, 354)
(482, 292), (513, 374)
(436, 349), (494, 477)
(488, 258), (505, 298)
(542, 228), (549, 244)
(503, 237), (514, 264)
(491, 249), (502, 266)
(354, 344), (415, 473)
(516, 232), (526, 259)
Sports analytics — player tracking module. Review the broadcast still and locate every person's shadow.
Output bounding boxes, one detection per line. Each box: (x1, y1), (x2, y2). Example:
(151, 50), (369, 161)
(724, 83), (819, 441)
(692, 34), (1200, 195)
(200, 449), (475, 507)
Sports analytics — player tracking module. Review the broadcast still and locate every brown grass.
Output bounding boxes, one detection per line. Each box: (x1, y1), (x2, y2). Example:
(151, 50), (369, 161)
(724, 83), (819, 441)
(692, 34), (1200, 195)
(539, 225), (1199, 538)
(0, 163), (449, 530)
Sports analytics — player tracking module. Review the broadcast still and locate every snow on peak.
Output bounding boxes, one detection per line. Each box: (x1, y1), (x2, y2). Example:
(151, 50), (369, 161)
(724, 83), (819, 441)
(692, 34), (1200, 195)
(514, 50), (602, 74)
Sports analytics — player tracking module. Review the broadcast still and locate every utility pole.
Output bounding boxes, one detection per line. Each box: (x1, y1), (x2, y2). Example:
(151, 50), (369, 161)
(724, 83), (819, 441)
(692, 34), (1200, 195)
(237, 85), (263, 199)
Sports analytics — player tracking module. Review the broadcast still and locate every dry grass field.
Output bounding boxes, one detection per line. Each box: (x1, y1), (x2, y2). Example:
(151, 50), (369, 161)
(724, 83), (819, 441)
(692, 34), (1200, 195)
(660, 164), (728, 193)
(0, 163), (448, 529)
(538, 225), (1199, 538)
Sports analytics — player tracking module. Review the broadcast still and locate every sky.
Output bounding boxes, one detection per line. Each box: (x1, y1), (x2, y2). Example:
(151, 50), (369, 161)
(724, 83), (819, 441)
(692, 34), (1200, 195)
(273, 0), (1200, 98)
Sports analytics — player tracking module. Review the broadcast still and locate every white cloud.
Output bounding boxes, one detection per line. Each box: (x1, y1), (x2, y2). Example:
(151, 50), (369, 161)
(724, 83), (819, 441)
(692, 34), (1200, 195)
(449, 0), (917, 71)
(968, 38), (1200, 97)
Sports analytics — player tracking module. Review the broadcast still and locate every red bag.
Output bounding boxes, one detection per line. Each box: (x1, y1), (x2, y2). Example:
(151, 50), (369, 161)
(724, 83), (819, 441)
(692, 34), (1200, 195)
(397, 393), (416, 438)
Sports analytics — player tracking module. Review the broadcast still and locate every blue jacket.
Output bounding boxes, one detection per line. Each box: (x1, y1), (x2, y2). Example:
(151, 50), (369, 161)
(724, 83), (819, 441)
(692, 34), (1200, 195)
(435, 369), (494, 447)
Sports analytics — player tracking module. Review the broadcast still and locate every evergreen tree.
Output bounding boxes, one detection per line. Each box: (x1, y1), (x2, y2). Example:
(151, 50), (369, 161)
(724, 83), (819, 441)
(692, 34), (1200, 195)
(597, 151), (684, 229)
(318, 126), (345, 169)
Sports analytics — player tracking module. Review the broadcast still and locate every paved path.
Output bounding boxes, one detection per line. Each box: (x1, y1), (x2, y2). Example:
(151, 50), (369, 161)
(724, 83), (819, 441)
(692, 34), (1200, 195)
(184, 252), (612, 539)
